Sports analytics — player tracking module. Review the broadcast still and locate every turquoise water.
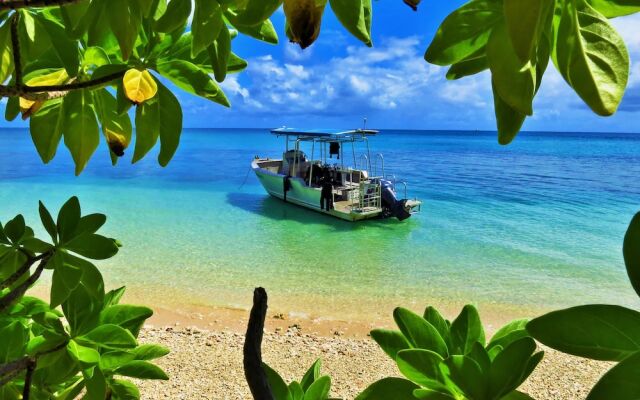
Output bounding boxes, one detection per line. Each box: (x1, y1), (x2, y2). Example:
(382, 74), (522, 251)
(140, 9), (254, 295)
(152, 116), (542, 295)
(1, 129), (639, 321)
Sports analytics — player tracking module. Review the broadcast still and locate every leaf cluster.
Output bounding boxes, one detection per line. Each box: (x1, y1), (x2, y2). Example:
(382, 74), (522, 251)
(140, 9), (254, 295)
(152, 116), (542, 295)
(0, 197), (169, 399)
(263, 359), (333, 400)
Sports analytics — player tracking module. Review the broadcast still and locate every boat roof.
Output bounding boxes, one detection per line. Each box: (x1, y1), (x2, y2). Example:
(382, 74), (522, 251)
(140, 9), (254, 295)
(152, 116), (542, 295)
(271, 127), (379, 139)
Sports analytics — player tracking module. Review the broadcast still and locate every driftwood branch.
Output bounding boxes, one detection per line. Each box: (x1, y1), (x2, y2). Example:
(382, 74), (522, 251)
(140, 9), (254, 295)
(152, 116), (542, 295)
(243, 287), (274, 400)
(0, 0), (82, 10)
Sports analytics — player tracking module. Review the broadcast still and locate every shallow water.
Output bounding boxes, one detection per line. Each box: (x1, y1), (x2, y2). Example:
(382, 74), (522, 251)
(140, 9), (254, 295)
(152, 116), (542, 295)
(1, 128), (638, 321)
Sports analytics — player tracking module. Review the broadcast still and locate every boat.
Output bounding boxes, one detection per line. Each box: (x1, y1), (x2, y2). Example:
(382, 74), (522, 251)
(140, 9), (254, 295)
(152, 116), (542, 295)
(251, 127), (422, 222)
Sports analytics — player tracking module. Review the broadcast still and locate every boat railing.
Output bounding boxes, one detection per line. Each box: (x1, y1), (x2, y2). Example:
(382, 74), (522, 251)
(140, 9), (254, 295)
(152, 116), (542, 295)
(358, 182), (381, 211)
(374, 153), (385, 178)
(358, 154), (369, 176)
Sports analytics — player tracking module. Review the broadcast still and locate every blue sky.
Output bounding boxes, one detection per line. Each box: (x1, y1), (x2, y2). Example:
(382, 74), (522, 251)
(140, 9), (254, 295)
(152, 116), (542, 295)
(4, 2), (640, 132)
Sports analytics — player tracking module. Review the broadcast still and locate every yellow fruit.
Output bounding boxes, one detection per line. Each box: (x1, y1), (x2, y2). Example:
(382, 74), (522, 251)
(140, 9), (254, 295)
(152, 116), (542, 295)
(283, 0), (327, 49)
(123, 69), (158, 104)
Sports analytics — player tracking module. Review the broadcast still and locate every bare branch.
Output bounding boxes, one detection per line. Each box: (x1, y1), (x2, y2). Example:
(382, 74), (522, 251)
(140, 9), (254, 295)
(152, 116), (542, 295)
(0, 250), (51, 290)
(21, 360), (34, 400)
(243, 287), (275, 400)
(0, 0), (82, 10)
(0, 255), (50, 312)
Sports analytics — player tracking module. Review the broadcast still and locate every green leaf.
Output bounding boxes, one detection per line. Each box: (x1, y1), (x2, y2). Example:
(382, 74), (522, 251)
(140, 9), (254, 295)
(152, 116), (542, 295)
(67, 340), (100, 366)
(329, 0), (372, 46)
(93, 88), (133, 163)
(487, 23), (536, 116)
(262, 363), (291, 400)
(527, 304), (640, 361)
(51, 254), (83, 307)
(109, 379), (140, 400)
(624, 213), (640, 298)
(108, 0), (140, 60)
(115, 360), (169, 380)
(63, 282), (102, 336)
(156, 60), (229, 106)
(423, 306), (451, 349)
(79, 324), (138, 349)
(467, 342), (491, 373)
(65, 233), (119, 260)
(290, 382), (305, 400)
(488, 319), (529, 350)
(393, 308), (449, 357)
(155, 78), (183, 167)
(439, 355), (486, 400)
(100, 350), (136, 370)
(446, 52), (488, 80)
(555, 0), (629, 116)
(233, 0), (282, 26)
(82, 47), (111, 69)
(492, 79), (526, 145)
(29, 100), (64, 163)
(74, 213), (108, 239)
(588, 0), (640, 17)
(130, 344), (170, 360)
(396, 349), (447, 391)
(133, 99), (161, 163)
(4, 214), (26, 243)
(488, 337), (536, 398)
(587, 351), (640, 399)
(34, 14), (79, 76)
(0, 320), (28, 362)
(155, 0), (192, 33)
(304, 376), (331, 400)
(227, 14), (278, 44)
(412, 389), (457, 399)
(38, 201), (57, 242)
(300, 358), (322, 391)
(501, 391), (536, 400)
(370, 329), (412, 360)
(66, 253), (105, 304)
(62, 90), (99, 175)
(503, 0), (553, 63)
(209, 26), (231, 83)
(425, 0), (502, 65)
(355, 377), (420, 400)
(449, 305), (485, 355)
(0, 21), (13, 85)
(84, 368), (107, 400)
(192, 0), (223, 58)
(100, 305), (153, 337)
(105, 286), (127, 307)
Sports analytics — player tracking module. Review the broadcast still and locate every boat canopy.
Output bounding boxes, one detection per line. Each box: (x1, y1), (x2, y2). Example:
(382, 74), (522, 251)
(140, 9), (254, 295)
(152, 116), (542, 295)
(271, 127), (379, 142)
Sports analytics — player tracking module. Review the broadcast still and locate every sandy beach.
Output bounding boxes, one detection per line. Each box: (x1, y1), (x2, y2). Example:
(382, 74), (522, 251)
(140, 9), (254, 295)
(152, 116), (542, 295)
(136, 308), (612, 399)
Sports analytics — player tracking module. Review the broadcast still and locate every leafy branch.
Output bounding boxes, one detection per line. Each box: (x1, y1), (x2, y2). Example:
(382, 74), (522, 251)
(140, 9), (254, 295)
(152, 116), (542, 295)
(0, 0), (81, 10)
(0, 252), (51, 312)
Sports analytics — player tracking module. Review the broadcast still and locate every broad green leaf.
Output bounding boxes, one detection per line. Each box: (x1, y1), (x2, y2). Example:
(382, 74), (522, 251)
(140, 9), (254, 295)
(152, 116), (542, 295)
(123, 69), (158, 104)
(503, 0), (553, 62)
(156, 60), (229, 106)
(57, 196), (81, 243)
(449, 305), (485, 355)
(51, 254), (83, 307)
(155, 0), (192, 33)
(67, 253), (105, 304)
(413, 389), (457, 399)
(304, 376), (331, 400)
(587, 351), (640, 399)
(289, 382), (305, 400)
(108, 0), (140, 60)
(79, 324), (138, 349)
(228, 52), (248, 73)
(67, 340), (100, 366)
(439, 355), (486, 400)
(355, 377), (420, 400)
(62, 90), (99, 175)
(93, 88), (133, 163)
(192, 0), (223, 57)
(423, 306), (451, 349)
(588, 0), (640, 17)
(370, 329), (412, 360)
(38, 201), (57, 243)
(262, 363), (291, 400)
(209, 26), (231, 83)
(488, 337), (536, 398)
(446, 52), (488, 80)
(63, 282), (102, 336)
(300, 358), (322, 391)
(425, 0), (502, 65)
(133, 98), (161, 163)
(492, 79), (526, 145)
(100, 305), (153, 337)
(115, 360), (169, 380)
(394, 308), (449, 357)
(467, 342), (491, 373)
(20, 69), (68, 119)
(0, 320), (28, 362)
(555, 0), (629, 116)
(527, 304), (640, 361)
(0, 22), (13, 83)
(30, 100), (64, 163)
(396, 349), (447, 391)
(109, 379), (141, 400)
(84, 368), (107, 400)
(329, 0), (372, 46)
(624, 213), (640, 298)
(105, 286), (127, 308)
(4, 214), (26, 243)
(100, 351), (137, 370)
(65, 233), (119, 260)
(488, 319), (529, 350)
(227, 12), (278, 44)
(34, 14), (79, 76)
(82, 47), (111, 69)
(156, 79), (183, 166)
(487, 23), (536, 116)
(233, 0), (282, 26)
(130, 344), (170, 360)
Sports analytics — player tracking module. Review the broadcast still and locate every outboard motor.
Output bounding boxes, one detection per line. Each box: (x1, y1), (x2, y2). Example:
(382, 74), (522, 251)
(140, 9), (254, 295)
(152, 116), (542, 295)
(379, 179), (411, 221)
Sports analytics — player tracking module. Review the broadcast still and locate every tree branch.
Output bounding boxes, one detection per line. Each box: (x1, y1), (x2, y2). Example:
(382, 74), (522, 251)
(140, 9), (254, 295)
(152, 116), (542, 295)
(0, 0), (82, 10)
(0, 250), (51, 290)
(0, 255), (49, 313)
(21, 360), (34, 400)
(10, 12), (22, 87)
(0, 340), (67, 389)
(243, 288), (274, 400)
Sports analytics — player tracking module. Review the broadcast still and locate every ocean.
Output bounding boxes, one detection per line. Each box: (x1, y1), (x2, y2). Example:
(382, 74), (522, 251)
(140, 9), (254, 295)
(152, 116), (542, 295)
(1, 128), (638, 322)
